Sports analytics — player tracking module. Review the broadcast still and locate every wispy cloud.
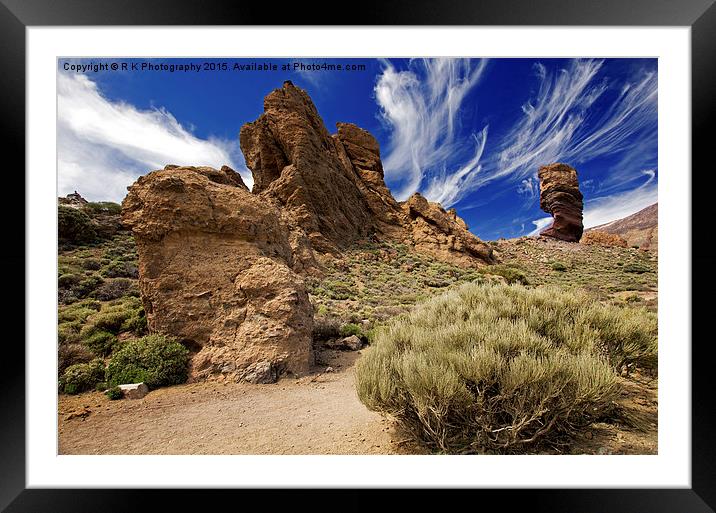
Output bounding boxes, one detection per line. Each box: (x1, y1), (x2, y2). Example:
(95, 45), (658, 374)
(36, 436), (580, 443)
(527, 217), (553, 236)
(57, 73), (251, 202)
(375, 58), (657, 218)
(583, 170), (657, 228)
(479, 60), (657, 189)
(375, 58), (489, 206)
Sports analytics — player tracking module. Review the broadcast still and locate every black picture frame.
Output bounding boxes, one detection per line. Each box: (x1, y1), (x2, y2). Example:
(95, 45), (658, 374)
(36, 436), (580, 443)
(2, 1), (714, 511)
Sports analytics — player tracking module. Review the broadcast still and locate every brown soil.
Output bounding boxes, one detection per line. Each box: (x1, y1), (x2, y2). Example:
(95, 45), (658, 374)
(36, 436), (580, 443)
(58, 350), (656, 456)
(58, 349), (422, 455)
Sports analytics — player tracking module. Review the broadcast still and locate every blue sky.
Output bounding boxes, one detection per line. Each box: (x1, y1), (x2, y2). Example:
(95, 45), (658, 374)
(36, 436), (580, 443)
(57, 57), (657, 240)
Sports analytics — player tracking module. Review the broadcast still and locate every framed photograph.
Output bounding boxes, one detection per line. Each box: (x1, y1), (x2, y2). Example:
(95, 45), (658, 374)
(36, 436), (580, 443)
(4, 0), (715, 511)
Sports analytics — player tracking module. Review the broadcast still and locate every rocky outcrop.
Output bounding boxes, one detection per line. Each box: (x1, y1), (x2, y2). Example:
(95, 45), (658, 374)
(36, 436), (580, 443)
(537, 163), (584, 242)
(240, 81), (374, 253)
(402, 193), (494, 265)
(122, 165), (313, 382)
(587, 203), (657, 251)
(240, 80), (493, 264)
(59, 191), (89, 208)
(122, 82), (494, 383)
(580, 230), (628, 248)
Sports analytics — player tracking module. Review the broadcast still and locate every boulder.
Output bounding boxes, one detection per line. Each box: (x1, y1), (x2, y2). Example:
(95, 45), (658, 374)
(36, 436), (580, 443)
(324, 335), (363, 351)
(537, 163), (584, 242)
(122, 165), (314, 382)
(118, 382), (149, 400)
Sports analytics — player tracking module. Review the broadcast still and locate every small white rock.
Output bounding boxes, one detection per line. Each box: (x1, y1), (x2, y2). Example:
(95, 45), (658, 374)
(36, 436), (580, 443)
(118, 382), (149, 399)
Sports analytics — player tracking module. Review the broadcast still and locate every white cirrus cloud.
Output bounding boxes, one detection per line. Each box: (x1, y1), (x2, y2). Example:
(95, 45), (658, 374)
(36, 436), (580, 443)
(527, 216), (553, 237)
(57, 73), (251, 203)
(477, 59), (657, 191)
(375, 58), (489, 206)
(582, 169), (657, 228)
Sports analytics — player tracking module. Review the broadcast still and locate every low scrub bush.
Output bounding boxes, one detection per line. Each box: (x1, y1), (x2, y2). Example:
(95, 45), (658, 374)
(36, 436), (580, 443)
(623, 262), (650, 274)
(58, 342), (94, 375)
(551, 261), (568, 272)
(101, 260), (139, 279)
(58, 205), (96, 244)
(480, 264), (529, 285)
(83, 330), (118, 356)
(91, 278), (139, 301)
(59, 358), (104, 394)
(105, 335), (189, 388)
(84, 201), (122, 215)
(105, 386), (122, 400)
(339, 323), (363, 338)
(355, 282), (657, 453)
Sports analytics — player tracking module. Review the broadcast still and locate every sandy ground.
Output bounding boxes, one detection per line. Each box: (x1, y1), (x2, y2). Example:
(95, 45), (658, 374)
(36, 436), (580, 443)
(58, 350), (420, 455)
(58, 349), (656, 455)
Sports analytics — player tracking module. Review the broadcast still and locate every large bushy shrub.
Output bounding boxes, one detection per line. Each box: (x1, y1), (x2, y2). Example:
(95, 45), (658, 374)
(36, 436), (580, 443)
(58, 205), (96, 244)
(355, 282), (657, 453)
(105, 335), (189, 388)
(59, 358), (105, 394)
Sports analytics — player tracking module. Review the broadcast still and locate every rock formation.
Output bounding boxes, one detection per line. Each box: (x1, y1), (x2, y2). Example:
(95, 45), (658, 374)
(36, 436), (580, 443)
(580, 230), (628, 248)
(123, 81), (494, 382)
(240, 80), (494, 263)
(587, 203), (657, 251)
(122, 165), (313, 382)
(537, 163), (584, 242)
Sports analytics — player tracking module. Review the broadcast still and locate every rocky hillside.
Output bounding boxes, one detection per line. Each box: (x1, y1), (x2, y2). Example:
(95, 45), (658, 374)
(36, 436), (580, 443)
(587, 203), (658, 251)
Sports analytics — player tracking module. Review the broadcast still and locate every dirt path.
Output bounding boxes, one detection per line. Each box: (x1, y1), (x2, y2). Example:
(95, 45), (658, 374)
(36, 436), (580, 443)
(58, 350), (656, 455)
(58, 350), (419, 455)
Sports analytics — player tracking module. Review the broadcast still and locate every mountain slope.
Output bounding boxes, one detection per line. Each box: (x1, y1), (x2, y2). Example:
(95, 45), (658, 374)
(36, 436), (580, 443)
(588, 203), (658, 251)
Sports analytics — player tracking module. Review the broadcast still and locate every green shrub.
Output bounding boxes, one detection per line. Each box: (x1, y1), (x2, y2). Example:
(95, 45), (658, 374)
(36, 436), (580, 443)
(105, 386), (122, 400)
(82, 258), (102, 271)
(339, 323), (363, 338)
(58, 205), (96, 244)
(480, 264), (529, 285)
(83, 330), (118, 356)
(551, 261), (568, 272)
(84, 202), (122, 215)
(324, 280), (354, 300)
(623, 262), (650, 274)
(101, 260), (139, 279)
(91, 278), (139, 301)
(59, 359), (104, 394)
(95, 381), (109, 392)
(72, 274), (105, 298)
(82, 298), (143, 335)
(106, 335), (189, 388)
(58, 273), (81, 288)
(355, 282), (657, 453)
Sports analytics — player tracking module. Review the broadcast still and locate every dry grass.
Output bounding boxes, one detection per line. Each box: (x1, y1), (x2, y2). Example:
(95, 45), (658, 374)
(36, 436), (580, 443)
(355, 282), (657, 453)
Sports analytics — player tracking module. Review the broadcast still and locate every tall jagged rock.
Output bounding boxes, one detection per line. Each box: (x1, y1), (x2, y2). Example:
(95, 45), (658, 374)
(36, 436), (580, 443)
(122, 165), (314, 382)
(537, 163), (584, 242)
(240, 80), (493, 264)
(240, 81), (374, 253)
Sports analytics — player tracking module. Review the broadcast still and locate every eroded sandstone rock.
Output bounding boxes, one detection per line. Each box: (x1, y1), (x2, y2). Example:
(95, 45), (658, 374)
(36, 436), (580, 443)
(122, 165), (313, 381)
(402, 193), (494, 265)
(580, 230), (628, 248)
(240, 81), (493, 265)
(537, 163), (584, 242)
